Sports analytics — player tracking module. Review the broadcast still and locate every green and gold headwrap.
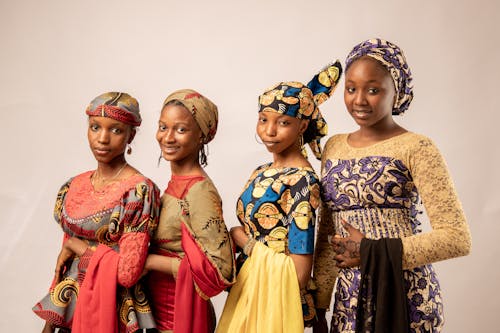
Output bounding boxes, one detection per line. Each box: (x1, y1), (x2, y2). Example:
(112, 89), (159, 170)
(162, 89), (219, 143)
(258, 60), (343, 159)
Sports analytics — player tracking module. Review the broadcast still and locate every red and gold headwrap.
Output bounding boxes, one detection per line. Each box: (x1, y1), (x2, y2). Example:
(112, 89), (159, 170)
(162, 89), (219, 144)
(85, 92), (142, 127)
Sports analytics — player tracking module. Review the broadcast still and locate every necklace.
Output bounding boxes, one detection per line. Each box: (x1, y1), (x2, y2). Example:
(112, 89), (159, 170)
(91, 162), (128, 189)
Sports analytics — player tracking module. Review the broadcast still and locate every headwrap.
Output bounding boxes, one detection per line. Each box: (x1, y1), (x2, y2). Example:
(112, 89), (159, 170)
(345, 38), (413, 115)
(163, 89), (219, 144)
(85, 92), (141, 126)
(258, 60), (343, 160)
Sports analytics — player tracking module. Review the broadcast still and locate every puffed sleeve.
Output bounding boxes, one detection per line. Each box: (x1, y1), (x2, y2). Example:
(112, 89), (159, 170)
(183, 180), (235, 283)
(402, 137), (471, 269)
(110, 178), (161, 287)
(53, 179), (72, 226)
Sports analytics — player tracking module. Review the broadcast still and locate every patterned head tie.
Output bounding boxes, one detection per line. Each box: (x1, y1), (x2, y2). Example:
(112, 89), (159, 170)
(163, 89), (219, 144)
(346, 38), (413, 115)
(85, 92), (142, 127)
(258, 60), (343, 160)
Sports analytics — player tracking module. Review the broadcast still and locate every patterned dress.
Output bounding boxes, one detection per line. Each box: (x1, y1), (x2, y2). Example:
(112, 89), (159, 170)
(146, 175), (234, 333)
(33, 171), (160, 332)
(313, 132), (471, 333)
(237, 163), (320, 263)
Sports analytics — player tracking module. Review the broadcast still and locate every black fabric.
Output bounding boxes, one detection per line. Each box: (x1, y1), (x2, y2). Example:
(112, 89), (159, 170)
(356, 238), (410, 333)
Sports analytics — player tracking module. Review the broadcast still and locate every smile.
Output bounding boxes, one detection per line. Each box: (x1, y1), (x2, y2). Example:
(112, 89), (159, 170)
(161, 145), (180, 154)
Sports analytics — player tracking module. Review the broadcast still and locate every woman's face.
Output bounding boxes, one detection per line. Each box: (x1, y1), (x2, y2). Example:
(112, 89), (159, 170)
(344, 57), (396, 128)
(156, 103), (202, 165)
(87, 116), (133, 164)
(256, 110), (305, 156)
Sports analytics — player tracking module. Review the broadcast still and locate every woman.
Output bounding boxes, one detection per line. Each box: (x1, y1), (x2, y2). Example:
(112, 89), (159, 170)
(217, 61), (342, 333)
(313, 39), (472, 333)
(33, 92), (161, 333)
(143, 89), (235, 333)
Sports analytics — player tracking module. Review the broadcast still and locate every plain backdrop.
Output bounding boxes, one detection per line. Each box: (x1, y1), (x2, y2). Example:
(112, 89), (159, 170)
(1, 0), (498, 331)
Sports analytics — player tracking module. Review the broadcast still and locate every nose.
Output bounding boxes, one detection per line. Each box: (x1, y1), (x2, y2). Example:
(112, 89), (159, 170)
(97, 129), (110, 143)
(163, 129), (175, 143)
(353, 91), (367, 106)
(265, 122), (277, 137)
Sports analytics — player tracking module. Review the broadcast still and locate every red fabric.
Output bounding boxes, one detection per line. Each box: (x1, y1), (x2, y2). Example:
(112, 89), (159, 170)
(165, 175), (205, 199)
(117, 232), (149, 288)
(72, 244), (119, 333)
(148, 270), (176, 330)
(174, 223), (229, 333)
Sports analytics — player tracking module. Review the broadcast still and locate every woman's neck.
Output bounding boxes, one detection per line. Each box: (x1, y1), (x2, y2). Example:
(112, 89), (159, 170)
(272, 149), (310, 168)
(170, 159), (206, 177)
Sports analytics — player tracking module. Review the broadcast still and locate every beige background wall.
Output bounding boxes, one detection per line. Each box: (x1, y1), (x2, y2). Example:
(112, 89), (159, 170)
(1, 0), (498, 331)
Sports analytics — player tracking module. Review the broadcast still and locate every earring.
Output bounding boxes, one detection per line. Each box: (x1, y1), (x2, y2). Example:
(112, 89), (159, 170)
(200, 144), (208, 167)
(298, 135), (304, 147)
(157, 151), (163, 167)
(255, 133), (263, 144)
(127, 145), (132, 155)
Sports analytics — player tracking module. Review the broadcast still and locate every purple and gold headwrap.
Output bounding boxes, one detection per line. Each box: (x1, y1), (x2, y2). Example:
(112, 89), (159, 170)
(85, 92), (141, 126)
(346, 38), (413, 115)
(163, 89), (218, 144)
(258, 60), (343, 160)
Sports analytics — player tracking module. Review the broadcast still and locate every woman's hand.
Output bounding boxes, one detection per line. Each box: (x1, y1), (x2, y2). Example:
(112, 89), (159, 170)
(41, 321), (54, 333)
(54, 245), (74, 284)
(313, 308), (328, 333)
(331, 221), (364, 268)
(229, 226), (249, 249)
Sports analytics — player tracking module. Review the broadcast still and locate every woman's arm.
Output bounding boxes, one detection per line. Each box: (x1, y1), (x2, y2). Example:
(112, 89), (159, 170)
(402, 137), (471, 269)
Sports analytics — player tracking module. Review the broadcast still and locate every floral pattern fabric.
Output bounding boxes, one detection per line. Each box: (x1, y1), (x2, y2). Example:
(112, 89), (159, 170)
(313, 132), (471, 333)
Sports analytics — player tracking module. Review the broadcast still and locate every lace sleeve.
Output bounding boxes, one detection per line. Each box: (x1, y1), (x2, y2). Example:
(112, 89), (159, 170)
(115, 180), (161, 287)
(402, 138), (471, 269)
(313, 201), (339, 309)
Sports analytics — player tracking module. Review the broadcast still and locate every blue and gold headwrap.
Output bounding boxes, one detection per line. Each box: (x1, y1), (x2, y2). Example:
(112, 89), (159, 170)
(258, 60), (342, 160)
(346, 38), (413, 115)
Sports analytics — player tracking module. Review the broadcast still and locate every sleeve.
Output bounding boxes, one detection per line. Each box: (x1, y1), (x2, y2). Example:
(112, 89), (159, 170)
(401, 137), (471, 269)
(53, 179), (72, 227)
(112, 179), (161, 287)
(312, 137), (339, 309)
(312, 200), (339, 309)
(286, 171), (318, 255)
(183, 181), (235, 283)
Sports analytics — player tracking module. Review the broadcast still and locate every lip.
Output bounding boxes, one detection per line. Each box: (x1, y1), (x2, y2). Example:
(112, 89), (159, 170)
(352, 109), (371, 119)
(263, 141), (279, 147)
(93, 147), (111, 156)
(161, 145), (179, 154)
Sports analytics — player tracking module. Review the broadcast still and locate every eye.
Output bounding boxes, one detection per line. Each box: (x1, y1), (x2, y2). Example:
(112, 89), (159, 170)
(368, 88), (379, 94)
(258, 116), (267, 123)
(158, 124), (166, 131)
(279, 120), (290, 126)
(89, 124), (99, 131)
(346, 87), (355, 94)
(176, 127), (187, 134)
(111, 128), (122, 134)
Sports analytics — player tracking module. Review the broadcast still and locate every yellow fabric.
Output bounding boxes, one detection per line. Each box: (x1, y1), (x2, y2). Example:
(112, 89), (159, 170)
(216, 242), (303, 333)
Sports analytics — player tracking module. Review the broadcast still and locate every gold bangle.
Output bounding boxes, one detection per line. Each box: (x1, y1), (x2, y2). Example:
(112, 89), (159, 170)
(243, 237), (257, 256)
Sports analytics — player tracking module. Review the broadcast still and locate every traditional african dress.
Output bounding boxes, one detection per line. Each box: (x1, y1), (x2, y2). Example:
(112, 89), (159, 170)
(313, 132), (471, 333)
(217, 163), (320, 332)
(33, 171), (160, 333)
(146, 175), (234, 333)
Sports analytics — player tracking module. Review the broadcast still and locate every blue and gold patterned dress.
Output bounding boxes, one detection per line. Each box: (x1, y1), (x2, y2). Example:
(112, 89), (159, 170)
(313, 132), (471, 333)
(237, 163), (320, 259)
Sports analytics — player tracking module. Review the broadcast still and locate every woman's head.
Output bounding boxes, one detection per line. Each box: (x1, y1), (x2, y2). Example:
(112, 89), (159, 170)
(157, 89), (218, 167)
(85, 92), (140, 164)
(257, 61), (343, 159)
(345, 38), (413, 115)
